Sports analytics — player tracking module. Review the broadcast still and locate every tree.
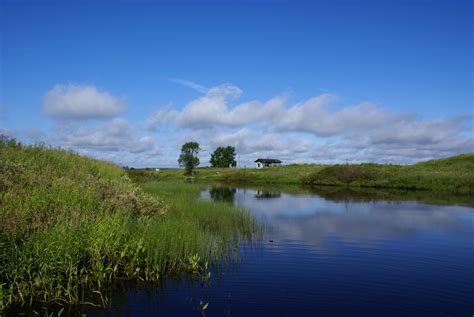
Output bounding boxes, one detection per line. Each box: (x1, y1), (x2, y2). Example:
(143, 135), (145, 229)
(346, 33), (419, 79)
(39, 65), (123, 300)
(178, 142), (200, 175)
(210, 146), (237, 168)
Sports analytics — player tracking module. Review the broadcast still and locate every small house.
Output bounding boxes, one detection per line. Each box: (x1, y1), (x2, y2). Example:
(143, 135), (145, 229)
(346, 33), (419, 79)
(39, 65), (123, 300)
(255, 158), (282, 169)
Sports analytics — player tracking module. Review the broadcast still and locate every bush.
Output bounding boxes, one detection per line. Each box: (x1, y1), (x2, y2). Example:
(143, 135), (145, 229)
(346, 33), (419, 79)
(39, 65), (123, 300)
(307, 164), (380, 184)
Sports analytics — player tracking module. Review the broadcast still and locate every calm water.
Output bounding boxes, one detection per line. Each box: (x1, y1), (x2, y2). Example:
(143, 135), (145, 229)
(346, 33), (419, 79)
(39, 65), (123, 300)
(89, 186), (473, 317)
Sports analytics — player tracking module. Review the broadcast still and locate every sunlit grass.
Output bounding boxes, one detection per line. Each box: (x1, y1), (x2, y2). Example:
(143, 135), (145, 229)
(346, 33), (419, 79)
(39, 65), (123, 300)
(0, 137), (257, 312)
(142, 181), (257, 266)
(303, 154), (474, 193)
(133, 153), (474, 193)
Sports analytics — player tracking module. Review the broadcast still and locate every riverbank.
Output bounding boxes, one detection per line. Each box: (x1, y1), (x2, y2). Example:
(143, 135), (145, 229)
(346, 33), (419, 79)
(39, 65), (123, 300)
(0, 137), (256, 313)
(132, 153), (474, 194)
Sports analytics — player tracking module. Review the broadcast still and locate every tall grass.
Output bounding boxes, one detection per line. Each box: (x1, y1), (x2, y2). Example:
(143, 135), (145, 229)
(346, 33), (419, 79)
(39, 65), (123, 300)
(0, 137), (257, 313)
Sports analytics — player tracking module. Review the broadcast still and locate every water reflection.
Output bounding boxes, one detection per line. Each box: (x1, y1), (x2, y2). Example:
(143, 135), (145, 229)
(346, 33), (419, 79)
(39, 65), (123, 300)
(208, 186), (236, 203)
(310, 186), (474, 207)
(255, 190), (281, 199)
(205, 187), (473, 248)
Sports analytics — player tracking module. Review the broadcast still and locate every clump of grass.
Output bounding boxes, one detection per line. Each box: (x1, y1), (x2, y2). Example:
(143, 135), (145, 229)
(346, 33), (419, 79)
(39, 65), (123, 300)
(0, 136), (257, 313)
(125, 168), (162, 183)
(305, 164), (380, 184)
(142, 181), (257, 262)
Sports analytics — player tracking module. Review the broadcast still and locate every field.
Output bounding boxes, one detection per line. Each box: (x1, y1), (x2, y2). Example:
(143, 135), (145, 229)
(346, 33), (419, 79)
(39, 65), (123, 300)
(136, 153), (474, 194)
(130, 164), (325, 184)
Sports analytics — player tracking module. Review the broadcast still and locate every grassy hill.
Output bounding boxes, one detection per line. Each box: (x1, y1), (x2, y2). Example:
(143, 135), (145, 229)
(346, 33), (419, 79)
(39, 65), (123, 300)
(0, 137), (255, 312)
(138, 153), (474, 194)
(304, 153), (474, 193)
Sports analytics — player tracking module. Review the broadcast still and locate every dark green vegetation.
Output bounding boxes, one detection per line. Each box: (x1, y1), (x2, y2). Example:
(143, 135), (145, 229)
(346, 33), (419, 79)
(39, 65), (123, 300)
(210, 146), (237, 168)
(0, 137), (256, 312)
(178, 141), (200, 175)
(147, 153), (474, 194)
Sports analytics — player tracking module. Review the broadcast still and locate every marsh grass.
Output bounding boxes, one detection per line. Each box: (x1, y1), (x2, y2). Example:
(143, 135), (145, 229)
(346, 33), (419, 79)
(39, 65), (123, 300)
(0, 137), (257, 313)
(142, 181), (257, 264)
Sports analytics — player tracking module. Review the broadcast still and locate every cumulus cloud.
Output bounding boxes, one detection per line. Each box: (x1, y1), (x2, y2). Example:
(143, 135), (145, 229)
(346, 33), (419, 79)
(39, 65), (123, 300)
(33, 80), (472, 166)
(43, 84), (125, 119)
(147, 83), (411, 137)
(145, 103), (179, 130)
(273, 97), (414, 136)
(369, 117), (470, 145)
(208, 128), (311, 157)
(62, 118), (156, 154)
(311, 116), (474, 164)
(147, 84), (285, 130)
(146, 81), (473, 164)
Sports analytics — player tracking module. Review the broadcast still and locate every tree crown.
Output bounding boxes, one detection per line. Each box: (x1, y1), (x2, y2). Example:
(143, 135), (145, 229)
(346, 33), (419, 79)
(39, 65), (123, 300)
(210, 146), (237, 168)
(178, 141), (200, 175)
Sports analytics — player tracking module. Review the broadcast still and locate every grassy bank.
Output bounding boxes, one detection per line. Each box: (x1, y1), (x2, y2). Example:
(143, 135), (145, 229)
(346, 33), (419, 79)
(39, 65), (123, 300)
(138, 153), (474, 193)
(0, 137), (256, 313)
(303, 154), (474, 193)
(131, 164), (324, 184)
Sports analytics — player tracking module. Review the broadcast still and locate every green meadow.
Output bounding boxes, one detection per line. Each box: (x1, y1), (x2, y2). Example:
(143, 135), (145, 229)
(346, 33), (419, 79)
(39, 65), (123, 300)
(143, 153), (474, 194)
(0, 137), (256, 312)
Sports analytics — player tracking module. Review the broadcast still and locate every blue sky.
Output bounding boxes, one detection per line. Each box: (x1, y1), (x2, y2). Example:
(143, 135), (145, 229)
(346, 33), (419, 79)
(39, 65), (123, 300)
(1, 0), (472, 167)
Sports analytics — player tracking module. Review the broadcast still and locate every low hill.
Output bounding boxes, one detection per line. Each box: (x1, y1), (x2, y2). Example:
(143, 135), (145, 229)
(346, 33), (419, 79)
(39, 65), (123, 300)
(0, 137), (167, 311)
(414, 153), (474, 170)
(301, 153), (474, 193)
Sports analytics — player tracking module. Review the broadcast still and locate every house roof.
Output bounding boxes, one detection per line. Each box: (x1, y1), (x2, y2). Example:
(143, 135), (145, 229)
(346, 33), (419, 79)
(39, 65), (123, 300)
(255, 158), (282, 163)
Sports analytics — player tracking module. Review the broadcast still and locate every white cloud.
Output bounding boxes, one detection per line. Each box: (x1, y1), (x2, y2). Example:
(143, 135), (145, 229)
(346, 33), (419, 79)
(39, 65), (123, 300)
(28, 80), (471, 167)
(176, 83), (244, 128)
(62, 118), (156, 154)
(274, 97), (414, 136)
(43, 84), (125, 119)
(147, 83), (410, 136)
(369, 117), (469, 145)
(207, 128), (310, 157)
(145, 82), (473, 165)
(145, 103), (179, 130)
(311, 116), (474, 164)
(169, 78), (209, 94)
(147, 84), (285, 130)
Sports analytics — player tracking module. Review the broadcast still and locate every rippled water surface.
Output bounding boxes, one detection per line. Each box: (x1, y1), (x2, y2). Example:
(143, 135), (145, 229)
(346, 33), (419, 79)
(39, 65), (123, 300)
(91, 186), (473, 316)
